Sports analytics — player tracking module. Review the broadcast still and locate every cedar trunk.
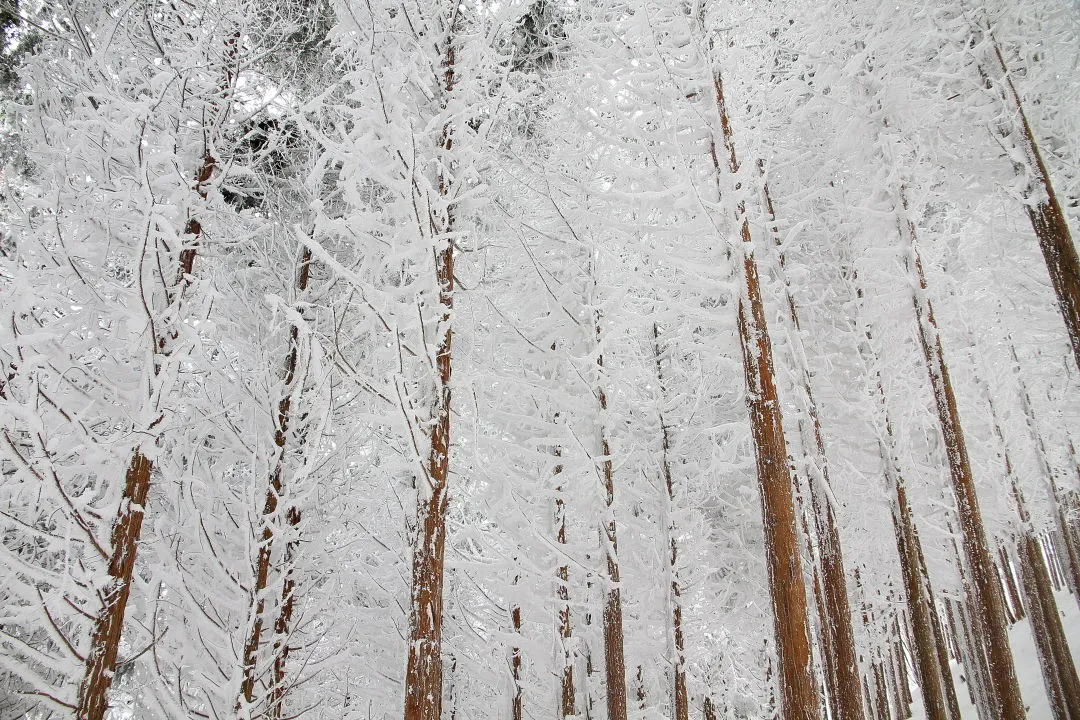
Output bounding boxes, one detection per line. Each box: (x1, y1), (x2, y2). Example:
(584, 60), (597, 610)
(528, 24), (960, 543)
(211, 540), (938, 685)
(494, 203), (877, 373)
(596, 318), (628, 720)
(652, 323), (689, 720)
(710, 67), (820, 720)
(239, 245), (313, 718)
(987, 40), (1080, 373)
(891, 477), (951, 720)
(76, 150), (216, 720)
(761, 163), (863, 720)
(908, 239), (1025, 719)
(403, 16), (458, 720)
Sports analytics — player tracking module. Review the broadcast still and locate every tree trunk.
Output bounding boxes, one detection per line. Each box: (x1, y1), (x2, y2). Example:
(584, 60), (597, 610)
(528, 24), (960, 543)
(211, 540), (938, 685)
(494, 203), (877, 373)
(704, 696), (718, 720)
(998, 544), (1024, 624)
(76, 148), (217, 720)
(760, 161), (864, 720)
(890, 476), (951, 720)
(596, 312), (628, 720)
(237, 243), (313, 719)
(403, 14), (458, 720)
(1010, 352), (1080, 606)
(708, 63), (820, 720)
(852, 272), (957, 720)
(554, 442), (576, 719)
(981, 35), (1080, 373)
(511, 576), (523, 720)
(906, 221), (1025, 719)
(1012, 483), (1080, 720)
(652, 323), (689, 720)
(1018, 533), (1074, 720)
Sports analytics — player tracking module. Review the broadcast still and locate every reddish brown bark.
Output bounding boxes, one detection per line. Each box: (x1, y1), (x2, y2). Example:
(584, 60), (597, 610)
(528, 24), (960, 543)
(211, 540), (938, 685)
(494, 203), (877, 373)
(1011, 482), (1080, 720)
(703, 696), (718, 720)
(511, 576), (523, 720)
(652, 323), (688, 720)
(998, 544), (1024, 624)
(75, 451), (153, 720)
(238, 245), (313, 717)
(984, 39), (1080, 373)
(403, 16), (458, 720)
(76, 149), (217, 720)
(595, 310), (628, 720)
(709, 64), (820, 720)
(907, 235), (1025, 719)
(760, 161), (863, 720)
(1010, 351), (1080, 607)
(554, 448), (576, 719)
(890, 476), (951, 720)
(269, 247), (314, 719)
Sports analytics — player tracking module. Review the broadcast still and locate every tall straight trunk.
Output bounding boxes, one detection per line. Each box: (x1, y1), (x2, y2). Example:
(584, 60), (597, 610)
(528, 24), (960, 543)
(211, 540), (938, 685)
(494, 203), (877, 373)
(403, 13), (458, 720)
(759, 162), (863, 720)
(1045, 535), (1065, 591)
(1019, 534), (1068, 720)
(889, 475), (951, 720)
(557, 446), (574, 716)
(796, 478), (832, 719)
(1011, 482), (1080, 720)
(595, 308), (628, 720)
(851, 274), (956, 720)
(511, 576), (523, 720)
(919, 534), (963, 720)
(892, 613), (912, 719)
(708, 57), (820, 720)
(998, 544), (1024, 624)
(554, 441), (576, 718)
(980, 34), (1080, 372)
(238, 243), (313, 718)
(267, 255), (313, 720)
(1010, 345), (1080, 607)
(76, 149), (217, 720)
(948, 599), (978, 708)
(985, 346), (1080, 716)
(904, 213), (1025, 719)
(651, 323), (689, 720)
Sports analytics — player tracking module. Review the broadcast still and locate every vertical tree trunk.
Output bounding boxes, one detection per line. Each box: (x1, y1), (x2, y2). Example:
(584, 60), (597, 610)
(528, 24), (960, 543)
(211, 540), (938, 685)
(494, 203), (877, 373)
(981, 35), (1080, 373)
(635, 665), (646, 712)
(998, 544), (1024, 624)
(553, 436), (576, 719)
(595, 307), (628, 720)
(851, 273), (956, 720)
(905, 219), (1025, 719)
(708, 63), (821, 720)
(889, 474), (952, 720)
(403, 12), (459, 720)
(76, 149), (217, 720)
(511, 576), (523, 720)
(1010, 348), (1080, 607)
(1012, 490), (1080, 720)
(1044, 535), (1066, 591)
(652, 323), (689, 720)
(1018, 534), (1068, 720)
(759, 161), (864, 720)
(704, 696), (718, 720)
(239, 243), (314, 719)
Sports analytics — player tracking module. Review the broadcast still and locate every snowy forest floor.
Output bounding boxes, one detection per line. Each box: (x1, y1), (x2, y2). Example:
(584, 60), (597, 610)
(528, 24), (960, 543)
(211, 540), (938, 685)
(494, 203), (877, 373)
(907, 590), (1080, 719)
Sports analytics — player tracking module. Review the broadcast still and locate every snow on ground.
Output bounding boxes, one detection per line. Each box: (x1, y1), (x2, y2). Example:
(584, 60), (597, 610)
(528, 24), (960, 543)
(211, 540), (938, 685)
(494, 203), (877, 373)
(907, 591), (1080, 720)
